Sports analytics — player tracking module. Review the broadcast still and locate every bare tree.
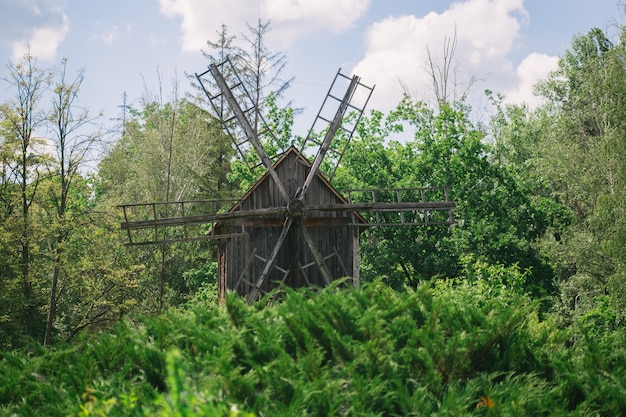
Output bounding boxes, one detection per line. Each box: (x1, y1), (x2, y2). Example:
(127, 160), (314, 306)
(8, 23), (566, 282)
(43, 58), (102, 346)
(414, 28), (478, 108)
(239, 19), (294, 110)
(196, 20), (294, 151)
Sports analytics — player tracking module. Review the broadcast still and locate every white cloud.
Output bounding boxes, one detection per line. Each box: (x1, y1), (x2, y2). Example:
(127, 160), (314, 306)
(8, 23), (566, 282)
(159, 0), (261, 52)
(262, 0), (370, 38)
(352, 0), (532, 111)
(158, 0), (370, 52)
(504, 52), (559, 107)
(1, 0), (69, 62)
(11, 14), (69, 61)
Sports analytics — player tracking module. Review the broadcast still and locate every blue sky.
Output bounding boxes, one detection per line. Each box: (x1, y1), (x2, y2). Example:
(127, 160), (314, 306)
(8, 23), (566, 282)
(0, 0), (624, 136)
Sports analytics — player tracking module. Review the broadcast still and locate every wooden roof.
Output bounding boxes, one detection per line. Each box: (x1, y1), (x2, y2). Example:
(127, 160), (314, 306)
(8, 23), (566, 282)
(225, 146), (367, 224)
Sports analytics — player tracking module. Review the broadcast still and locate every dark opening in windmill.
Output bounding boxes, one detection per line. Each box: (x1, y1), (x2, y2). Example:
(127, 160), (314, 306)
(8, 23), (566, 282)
(119, 58), (455, 304)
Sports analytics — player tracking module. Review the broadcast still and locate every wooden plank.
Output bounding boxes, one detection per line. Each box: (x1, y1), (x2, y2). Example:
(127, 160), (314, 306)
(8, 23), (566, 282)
(347, 220), (453, 227)
(352, 226), (360, 289)
(118, 198), (239, 209)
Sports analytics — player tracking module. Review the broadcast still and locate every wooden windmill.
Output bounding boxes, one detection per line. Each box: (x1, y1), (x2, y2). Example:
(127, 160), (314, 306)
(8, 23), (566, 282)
(119, 58), (455, 304)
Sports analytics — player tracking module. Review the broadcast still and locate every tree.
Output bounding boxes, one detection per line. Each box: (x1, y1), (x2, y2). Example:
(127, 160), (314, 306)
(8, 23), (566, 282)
(193, 20), (295, 188)
(533, 27), (626, 319)
(0, 107), (22, 348)
(1, 54), (150, 346)
(486, 92), (574, 273)
(0, 51), (51, 341)
(98, 78), (236, 310)
(195, 20), (293, 122)
(239, 20), (293, 112)
(424, 28), (476, 107)
(335, 97), (557, 295)
(42, 58), (103, 346)
(99, 93), (234, 205)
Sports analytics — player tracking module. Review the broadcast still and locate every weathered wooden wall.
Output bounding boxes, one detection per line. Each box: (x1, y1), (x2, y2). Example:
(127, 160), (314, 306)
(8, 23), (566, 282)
(218, 149), (359, 300)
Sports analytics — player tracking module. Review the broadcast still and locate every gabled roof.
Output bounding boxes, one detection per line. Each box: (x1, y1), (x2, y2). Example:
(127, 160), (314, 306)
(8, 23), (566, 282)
(226, 145), (367, 224)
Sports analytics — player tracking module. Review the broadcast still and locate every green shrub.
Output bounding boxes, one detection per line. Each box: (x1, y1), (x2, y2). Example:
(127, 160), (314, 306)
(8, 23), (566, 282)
(1, 267), (625, 415)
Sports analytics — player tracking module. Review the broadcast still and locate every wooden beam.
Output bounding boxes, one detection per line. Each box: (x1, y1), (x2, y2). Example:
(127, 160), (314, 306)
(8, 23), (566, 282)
(224, 217), (352, 228)
(124, 231), (246, 247)
(120, 206), (286, 230)
(352, 226), (360, 289)
(306, 201), (456, 212)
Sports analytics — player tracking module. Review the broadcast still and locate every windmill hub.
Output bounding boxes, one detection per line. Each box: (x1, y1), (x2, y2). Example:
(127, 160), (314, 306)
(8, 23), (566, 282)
(287, 198), (304, 218)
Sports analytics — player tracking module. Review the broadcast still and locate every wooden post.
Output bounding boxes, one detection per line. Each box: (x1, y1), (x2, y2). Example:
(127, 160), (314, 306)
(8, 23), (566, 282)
(348, 193), (360, 289)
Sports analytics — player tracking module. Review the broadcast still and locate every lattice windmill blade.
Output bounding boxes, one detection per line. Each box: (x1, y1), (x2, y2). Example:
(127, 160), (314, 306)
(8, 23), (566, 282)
(282, 197), (335, 287)
(245, 187), (334, 304)
(119, 201), (286, 246)
(201, 63), (374, 298)
(298, 218), (334, 285)
(195, 58), (274, 163)
(195, 58), (290, 203)
(303, 187), (456, 226)
(294, 187), (455, 290)
(271, 72), (374, 290)
(297, 69), (374, 186)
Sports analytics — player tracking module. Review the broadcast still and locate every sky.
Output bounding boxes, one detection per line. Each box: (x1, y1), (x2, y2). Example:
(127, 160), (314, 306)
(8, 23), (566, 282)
(1, 0), (624, 137)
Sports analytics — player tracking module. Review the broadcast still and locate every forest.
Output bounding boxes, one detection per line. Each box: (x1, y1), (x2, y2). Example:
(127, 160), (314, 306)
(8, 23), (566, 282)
(1, 17), (626, 416)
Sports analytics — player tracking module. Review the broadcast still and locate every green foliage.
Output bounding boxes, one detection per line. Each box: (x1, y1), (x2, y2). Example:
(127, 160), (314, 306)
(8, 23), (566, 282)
(96, 93), (235, 315)
(1, 272), (625, 415)
(183, 261), (218, 296)
(495, 25), (626, 320)
(98, 98), (235, 205)
(335, 98), (557, 295)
